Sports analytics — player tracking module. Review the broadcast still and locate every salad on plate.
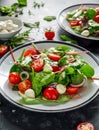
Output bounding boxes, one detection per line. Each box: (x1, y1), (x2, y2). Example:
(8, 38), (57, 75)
(8, 44), (94, 105)
(66, 5), (99, 37)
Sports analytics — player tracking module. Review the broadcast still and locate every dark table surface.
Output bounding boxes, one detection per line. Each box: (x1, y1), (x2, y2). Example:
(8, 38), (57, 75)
(0, 0), (99, 130)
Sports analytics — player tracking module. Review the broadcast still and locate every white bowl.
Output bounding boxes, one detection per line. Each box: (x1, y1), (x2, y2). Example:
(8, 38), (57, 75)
(0, 16), (23, 40)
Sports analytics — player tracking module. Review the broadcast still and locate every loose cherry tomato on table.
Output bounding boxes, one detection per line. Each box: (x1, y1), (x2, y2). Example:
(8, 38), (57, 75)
(30, 58), (44, 72)
(0, 44), (8, 57)
(48, 54), (61, 61)
(66, 86), (79, 95)
(8, 72), (21, 84)
(45, 30), (55, 40)
(69, 20), (82, 26)
(18, 79), (32, 93)
(24, 49), (37, 57)
(76, 122), (94, 130)
(94, 15), (99, 23)
(43, 87), (59, 100)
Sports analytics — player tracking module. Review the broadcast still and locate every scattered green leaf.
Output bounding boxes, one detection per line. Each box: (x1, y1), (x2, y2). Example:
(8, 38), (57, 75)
(43, 16), (56, 22)
(0, 3), (23, 16)
(5, 29), (31, 48)
(28, 10), (34, 15)
(18, 0), (27, 6)
(60, 34), (78, 44)
(33, 1), (45, 8)
(24, 22), (40, 28)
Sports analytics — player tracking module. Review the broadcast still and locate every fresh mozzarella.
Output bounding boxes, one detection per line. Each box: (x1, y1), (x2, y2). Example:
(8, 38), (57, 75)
(0, 21), (6, 30)
(6, 23), (18, 31)
(0, 29), (8, 34)
(0, 19), (18, 34)
(56, 84), (66, 94)
(25, 89), (35, 98)
(81, 30), (90, 37)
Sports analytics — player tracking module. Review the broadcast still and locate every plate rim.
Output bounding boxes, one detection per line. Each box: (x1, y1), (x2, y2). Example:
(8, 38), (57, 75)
(0, 40), (99, 113)
(57, 3), (99, 41)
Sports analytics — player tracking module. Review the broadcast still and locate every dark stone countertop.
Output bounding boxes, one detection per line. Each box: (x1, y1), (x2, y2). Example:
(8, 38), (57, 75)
(0, 0), (99, 130)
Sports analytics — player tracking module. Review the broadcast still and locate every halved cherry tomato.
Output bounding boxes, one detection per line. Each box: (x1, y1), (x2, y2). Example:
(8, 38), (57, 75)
(77, 122), (94, 130)
(94, 15), (99, 23)
(24, 49), (37, 57)
(66, 86), (79, 95)
(30, 58), (44, 72)
(95, 7), (99, 15)
(0, 44), (8, 56)
(69, 20), (82, 26)
(18, 79), (32, 93)
(8, 72), (21, 84)
(45, 31), (55, 40)
(52, 65), (60, 72)
(48, 54), (61, 61)
(43, 87), (59, 100)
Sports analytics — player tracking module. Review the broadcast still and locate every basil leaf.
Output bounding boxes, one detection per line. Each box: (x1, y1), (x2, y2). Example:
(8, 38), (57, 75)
(79, 64), (94, 78)
(10, 64), (23, 73)
(43, 16), (56, 21)
(60, 34), (78, 44)
(70, 70), (84, 85)
(32, 72), (55, 96)
(18, 0), (27, 6)
(85, 8), (96, 19)
(24, 22), (40, 28)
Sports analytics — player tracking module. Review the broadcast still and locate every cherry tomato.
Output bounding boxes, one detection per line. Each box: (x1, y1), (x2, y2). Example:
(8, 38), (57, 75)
(45, 31), (55, 40)
(66, 86), (79, 95)
(48, 54), (61, 61)
(95, 7), (99, 15)
(30, 58), (44, 72)
(18, 79), (32, 93)
(94, 15), (99, 23)
(24, 49), (37, 57)
(52, 65), (60, 72)
(0, 44), (8, 56)
(9, 72), (21, 84)
(77, 122), (94, 130)
(69, 20), (82, 26)
(43, 87), (59, 100)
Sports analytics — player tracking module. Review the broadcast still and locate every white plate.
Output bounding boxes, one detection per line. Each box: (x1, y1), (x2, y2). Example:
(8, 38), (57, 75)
(57, 3), (99, 41)
(0, 41), (99, 112)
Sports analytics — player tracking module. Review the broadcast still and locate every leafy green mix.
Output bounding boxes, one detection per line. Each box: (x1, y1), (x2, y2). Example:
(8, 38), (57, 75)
(9, 45), (94, 105)
(66, 6), (99, 37)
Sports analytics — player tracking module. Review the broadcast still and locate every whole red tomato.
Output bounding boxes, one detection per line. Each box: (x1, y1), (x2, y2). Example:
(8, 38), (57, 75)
(94, 15), (99, 23)
(45, 30), (55, 40)
(9, 72), (21, 84)
(0, 44), (8, 57)
(43, 87), (59, 100)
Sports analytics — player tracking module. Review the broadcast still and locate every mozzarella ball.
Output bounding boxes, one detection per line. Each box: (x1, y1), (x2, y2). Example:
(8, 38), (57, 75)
(0, 29), (9, 34)
(0, 21), (6, 30)
(25, 89), (35, 98)
(81, 30), (90, 37)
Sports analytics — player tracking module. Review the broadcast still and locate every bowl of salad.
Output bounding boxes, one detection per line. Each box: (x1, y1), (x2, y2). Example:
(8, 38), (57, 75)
(0, 41), (99, 112)
(57, 3), (99, 52)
